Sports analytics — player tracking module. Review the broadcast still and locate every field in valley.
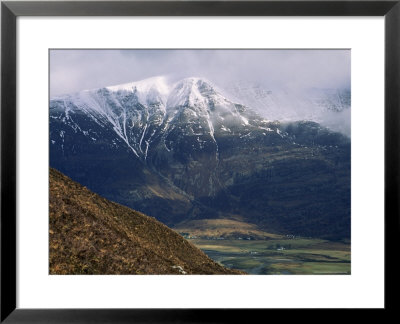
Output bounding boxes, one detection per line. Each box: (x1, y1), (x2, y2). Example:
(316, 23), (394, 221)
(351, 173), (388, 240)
(189, 237), (351, 275)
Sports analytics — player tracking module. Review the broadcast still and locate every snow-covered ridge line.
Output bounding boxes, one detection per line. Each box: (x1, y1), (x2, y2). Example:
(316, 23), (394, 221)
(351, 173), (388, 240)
(50, 75), (271, 162)
(50, 76), (244, 110)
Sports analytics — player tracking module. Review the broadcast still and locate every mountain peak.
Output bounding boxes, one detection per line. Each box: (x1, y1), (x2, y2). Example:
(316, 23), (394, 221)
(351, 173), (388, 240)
(177, 76), (212, 86)
(50, 75), (265, 161)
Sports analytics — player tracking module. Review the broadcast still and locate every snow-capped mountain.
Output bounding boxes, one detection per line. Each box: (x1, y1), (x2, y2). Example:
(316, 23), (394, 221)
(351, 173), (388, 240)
(50, 76), (351, 240)
(50, 76), (277, 162)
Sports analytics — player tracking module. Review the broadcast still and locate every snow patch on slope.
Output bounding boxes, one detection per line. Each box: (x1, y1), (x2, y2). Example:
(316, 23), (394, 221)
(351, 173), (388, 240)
(106, 76), (171, 106)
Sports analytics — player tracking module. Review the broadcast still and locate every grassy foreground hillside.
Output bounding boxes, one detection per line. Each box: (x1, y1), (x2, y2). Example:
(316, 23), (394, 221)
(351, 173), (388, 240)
(49, 168), (242, 274)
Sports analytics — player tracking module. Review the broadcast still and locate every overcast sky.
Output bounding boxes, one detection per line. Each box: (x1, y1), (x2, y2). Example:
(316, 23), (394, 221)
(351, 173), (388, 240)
(50, 49), (350, 97)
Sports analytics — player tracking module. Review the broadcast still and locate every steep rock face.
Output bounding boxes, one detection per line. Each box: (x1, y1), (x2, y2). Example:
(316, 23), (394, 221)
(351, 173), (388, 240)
(50, 77), (351, 240)
(49, 168), (242, 274)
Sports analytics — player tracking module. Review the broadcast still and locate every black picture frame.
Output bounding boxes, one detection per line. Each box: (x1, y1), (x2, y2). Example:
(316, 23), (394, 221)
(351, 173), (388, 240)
(1, 0), (399, 322)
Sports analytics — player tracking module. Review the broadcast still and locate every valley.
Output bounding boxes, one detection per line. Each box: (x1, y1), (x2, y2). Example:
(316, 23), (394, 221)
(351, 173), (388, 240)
(49, 75), (351, 274)
(188, 237), (350, 275)
(173, 218), (350, 274)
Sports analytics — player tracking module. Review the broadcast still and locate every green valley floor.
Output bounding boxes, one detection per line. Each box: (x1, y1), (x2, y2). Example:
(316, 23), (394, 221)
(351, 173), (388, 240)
(188, 237), (350, 275)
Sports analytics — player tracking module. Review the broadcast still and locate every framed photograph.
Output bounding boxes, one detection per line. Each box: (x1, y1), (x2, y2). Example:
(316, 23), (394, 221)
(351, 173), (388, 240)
(1, 0), (398, 321)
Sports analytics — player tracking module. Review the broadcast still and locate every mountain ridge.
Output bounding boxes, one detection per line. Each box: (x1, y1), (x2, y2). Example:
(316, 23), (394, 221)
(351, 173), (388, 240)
(49, 167), (243, 274)
(50, 76), (269, 162)
(50, 76), (351, 240)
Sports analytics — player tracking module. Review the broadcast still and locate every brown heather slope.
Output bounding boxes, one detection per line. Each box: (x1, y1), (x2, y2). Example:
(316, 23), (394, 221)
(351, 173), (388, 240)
(49, 168), (242, 274)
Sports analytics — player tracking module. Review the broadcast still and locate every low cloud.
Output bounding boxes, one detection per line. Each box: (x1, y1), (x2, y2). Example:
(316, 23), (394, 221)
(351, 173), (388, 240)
(51, 49), (350, 96)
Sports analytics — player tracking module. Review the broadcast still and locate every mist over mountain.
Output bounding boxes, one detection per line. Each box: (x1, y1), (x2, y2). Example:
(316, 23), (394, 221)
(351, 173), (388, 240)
(50, 76), (351, 240)
(216, 81), (350, 136)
